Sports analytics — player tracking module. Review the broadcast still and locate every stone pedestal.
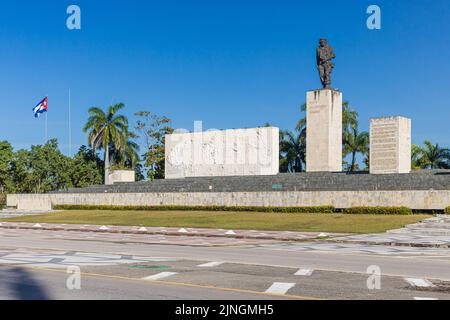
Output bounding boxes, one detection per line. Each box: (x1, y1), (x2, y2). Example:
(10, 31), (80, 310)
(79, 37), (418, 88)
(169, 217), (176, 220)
(370, 116), (411, 174)
(108, 170), (136, 185)
(306, 89), (343, 172)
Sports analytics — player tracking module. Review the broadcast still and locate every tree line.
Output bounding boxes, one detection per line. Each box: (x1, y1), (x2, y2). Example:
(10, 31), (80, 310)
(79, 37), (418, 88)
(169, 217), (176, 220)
(0, 102), (449, 203)
(0, 104), (173, 203)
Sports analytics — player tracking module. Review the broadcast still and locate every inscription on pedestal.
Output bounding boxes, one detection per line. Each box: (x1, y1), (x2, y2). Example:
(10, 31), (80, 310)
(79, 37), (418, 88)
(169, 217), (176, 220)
(370, 117), (411, 174)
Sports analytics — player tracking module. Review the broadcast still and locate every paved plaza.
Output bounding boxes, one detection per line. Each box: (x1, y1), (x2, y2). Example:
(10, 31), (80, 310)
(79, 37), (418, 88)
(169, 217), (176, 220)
(334, 215), (450, 248)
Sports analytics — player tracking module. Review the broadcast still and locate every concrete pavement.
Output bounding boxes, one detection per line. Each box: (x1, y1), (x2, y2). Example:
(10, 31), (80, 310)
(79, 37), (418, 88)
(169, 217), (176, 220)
(334, 215), (450, 248)
(0, 266), (291, 300)
(1, 227), (450, 299)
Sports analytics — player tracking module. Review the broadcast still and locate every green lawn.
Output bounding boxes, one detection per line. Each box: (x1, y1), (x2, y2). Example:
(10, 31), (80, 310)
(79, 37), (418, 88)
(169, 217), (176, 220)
(1, 210), (431, 234)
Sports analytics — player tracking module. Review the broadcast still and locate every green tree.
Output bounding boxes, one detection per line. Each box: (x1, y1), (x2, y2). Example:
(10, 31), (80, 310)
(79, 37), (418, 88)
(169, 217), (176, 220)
(134, 163), (145, 182)
(110, 131), (140, 170)
(279, 128), (306, 173)
(343, 124), (370, 172)
(135, 111), (173, 180)
(414, 141), (450, 169)
(69, 146), (104, 188)
(0, 141), (14, 194)
(411, 144), (425, 170)
(83, 103), (129, 184)
(10, 139), (72, 193)
(341, 102), (371, 172)
(342, 102), (358, 141)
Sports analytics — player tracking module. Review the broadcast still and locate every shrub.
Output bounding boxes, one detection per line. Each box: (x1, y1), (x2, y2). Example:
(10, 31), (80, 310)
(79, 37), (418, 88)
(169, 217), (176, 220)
(53, 205), (419, 215)
(342, 206), (413, 215)
(445, 207), (450, 214)
(53, 204), (336, 213)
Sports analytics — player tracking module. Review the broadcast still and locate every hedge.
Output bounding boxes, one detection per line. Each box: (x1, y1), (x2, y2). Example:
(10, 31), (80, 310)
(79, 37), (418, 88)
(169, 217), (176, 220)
(54, 205), (417, 215)
(445, 207), (450, 214)
(342, 206), (413, 215)
(53, 204), (335, 213)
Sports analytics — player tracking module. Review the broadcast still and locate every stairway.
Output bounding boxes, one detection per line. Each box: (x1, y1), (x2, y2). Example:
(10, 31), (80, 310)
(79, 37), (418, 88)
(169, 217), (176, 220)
(50, 170), (450, 194)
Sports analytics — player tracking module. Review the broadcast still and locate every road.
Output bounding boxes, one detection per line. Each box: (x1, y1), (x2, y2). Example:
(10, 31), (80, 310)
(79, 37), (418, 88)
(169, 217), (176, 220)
(1, 228), (450, 300)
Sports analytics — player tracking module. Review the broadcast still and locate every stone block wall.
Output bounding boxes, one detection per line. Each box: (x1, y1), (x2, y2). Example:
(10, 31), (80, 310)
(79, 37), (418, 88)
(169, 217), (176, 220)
(165, 127), (279, 179)
(7, 189), (450, 211)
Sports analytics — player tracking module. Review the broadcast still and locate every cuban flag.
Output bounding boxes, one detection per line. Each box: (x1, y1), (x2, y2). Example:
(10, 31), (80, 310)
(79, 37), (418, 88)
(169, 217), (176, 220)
(33, 97), (48, 118)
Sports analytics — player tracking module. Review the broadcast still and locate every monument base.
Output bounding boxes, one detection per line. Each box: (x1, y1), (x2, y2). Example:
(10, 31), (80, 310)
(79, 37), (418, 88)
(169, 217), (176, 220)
(306, 89), (343, 172)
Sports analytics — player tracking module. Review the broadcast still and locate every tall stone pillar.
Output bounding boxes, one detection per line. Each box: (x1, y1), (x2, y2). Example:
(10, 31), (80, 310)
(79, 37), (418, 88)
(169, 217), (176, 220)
(306, 89), (343, 172)
(370, 116), (411, 174)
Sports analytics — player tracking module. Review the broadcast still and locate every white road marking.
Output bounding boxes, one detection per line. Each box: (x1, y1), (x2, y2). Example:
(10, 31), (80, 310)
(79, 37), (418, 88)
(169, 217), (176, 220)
(197, 261), (224, 268)
(414, 297), (439, 300)
(265, 282), (296, 295)
(142, 272), (178, 281)
(405, 278), (435, 288)
(295, 268), (314, 276)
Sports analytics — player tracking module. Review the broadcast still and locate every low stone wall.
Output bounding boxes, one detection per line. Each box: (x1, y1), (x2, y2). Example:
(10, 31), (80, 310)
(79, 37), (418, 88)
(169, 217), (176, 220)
(7, 190), (450, 211)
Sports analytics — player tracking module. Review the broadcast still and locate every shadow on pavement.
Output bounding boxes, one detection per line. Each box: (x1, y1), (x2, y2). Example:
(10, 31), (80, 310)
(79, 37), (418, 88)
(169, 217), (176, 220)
(0, 267), (51, 300)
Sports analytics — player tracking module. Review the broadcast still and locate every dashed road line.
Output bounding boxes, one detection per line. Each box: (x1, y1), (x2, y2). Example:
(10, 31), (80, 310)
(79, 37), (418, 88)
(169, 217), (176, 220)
(405, 278), (435, 288)
(197, 261), (225, 268)
(295, 268), (314, 276)
(142, 272), (179, 281)
(265, 282), (296, 295)
(414, 297), (439, 300)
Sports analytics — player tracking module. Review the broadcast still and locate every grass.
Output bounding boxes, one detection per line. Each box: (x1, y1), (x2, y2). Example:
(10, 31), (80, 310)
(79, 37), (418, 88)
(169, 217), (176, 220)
(1, 210), (432, 234)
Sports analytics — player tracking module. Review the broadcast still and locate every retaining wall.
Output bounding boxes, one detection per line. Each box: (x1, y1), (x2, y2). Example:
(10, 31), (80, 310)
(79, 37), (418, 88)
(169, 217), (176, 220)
(7, 190), (450, 211)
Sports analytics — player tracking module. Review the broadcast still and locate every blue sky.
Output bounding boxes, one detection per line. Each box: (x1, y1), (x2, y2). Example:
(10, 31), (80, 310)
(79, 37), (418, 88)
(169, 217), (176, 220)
(0, 0), (448, 155)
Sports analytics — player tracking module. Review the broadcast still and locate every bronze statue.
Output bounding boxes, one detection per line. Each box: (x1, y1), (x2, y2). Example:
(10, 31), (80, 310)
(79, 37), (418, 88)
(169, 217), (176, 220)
(316, 38), (336, 89)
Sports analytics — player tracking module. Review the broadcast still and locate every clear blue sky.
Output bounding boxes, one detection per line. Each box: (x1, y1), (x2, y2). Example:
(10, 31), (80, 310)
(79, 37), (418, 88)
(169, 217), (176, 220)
(0, 0), (448, 155)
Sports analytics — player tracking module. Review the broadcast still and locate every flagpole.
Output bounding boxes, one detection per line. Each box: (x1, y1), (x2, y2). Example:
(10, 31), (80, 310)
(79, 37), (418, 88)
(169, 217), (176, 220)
(69, 89), (72, 156)
(45, 111), (48, 143)
(45, 95), (48, 143)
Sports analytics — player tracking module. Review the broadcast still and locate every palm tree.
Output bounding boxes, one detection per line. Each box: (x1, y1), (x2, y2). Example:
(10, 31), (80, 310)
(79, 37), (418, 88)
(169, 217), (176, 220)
(415, 141), (450, 169)
(411, 144), (425, 170)
(342, 102), (358, 136)
(343, 126), (370, 172)
(83, 103), (129, 184)
(280, 125), (306, 173)
(110, 131), (140, 169)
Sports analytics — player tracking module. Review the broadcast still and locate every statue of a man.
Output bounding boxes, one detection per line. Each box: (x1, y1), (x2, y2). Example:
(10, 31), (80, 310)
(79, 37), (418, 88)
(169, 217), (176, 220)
(316, 38), (336, 89)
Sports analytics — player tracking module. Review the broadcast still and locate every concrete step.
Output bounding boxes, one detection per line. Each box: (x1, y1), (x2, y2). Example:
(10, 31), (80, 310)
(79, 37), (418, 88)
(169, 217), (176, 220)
(51, 170), (450, 194)
(389, 228), (450, 236)
(406, 223), (450, 230)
